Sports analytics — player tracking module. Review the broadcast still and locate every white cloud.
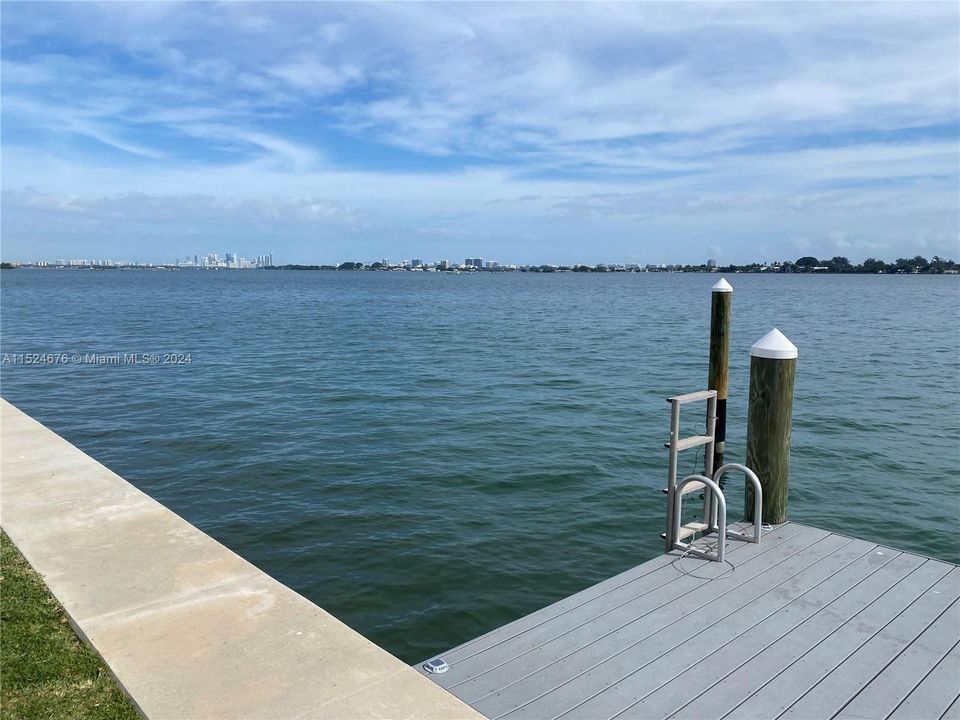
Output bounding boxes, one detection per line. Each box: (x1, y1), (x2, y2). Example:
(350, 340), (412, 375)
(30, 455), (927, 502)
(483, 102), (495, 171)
(2, 189), (365, 227)
(265, 57), (362, 95)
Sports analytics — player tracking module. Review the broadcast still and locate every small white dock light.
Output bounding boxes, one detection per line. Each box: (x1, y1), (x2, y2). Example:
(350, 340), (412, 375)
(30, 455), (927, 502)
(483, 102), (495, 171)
(423, 658), (449, 674)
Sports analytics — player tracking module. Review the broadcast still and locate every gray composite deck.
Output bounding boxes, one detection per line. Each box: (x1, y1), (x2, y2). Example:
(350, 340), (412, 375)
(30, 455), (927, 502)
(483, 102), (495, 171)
(417, 522), (960, 720)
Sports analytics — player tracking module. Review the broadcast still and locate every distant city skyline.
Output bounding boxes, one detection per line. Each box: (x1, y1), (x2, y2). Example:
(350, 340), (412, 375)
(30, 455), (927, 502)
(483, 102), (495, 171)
(8, 252), (955, 275)
(1, 3), (958, 264)
(16, 251), (274, 269)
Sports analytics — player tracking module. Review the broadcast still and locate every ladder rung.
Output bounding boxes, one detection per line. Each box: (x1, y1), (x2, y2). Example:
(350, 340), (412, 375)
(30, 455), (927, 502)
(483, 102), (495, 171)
(666, 390), (717, 405)
(678, 522), (709, 540)
(664, 435), (713, 451)
(682, 480), (706, 496)
(662, 480), (706, 496)
(660, 522), (709, 541)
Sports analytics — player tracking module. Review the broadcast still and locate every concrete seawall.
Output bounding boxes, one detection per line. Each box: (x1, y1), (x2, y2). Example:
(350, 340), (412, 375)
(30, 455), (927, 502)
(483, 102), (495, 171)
(0, 398), (482, 719)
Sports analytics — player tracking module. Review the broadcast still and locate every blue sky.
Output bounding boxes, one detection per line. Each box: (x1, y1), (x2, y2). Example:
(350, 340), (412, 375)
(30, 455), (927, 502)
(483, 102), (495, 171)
(1, 2), (958, 265)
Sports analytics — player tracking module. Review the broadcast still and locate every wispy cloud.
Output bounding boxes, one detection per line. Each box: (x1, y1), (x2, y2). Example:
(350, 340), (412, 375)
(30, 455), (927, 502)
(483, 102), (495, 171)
(2, 189), (365, 227)
(265, 56), (363, 96)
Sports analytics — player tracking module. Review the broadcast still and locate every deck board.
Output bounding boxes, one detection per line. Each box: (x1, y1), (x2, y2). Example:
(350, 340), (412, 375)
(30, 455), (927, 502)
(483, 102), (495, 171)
(448, 525), (826, 713)
(624, 546), (913, 720)
(887, 641), (960, 720)
(493, 532), (854, 719)
(452, 527), (827, 707)
(558, 537), (874, 720)
(780, 567), (959, 720)
(434, 521), (789, 673)
(724, 558), (955, 720)
(833, 596), (959, 719)
(417, 523), (960, 720)
(677, 551), (927, 719)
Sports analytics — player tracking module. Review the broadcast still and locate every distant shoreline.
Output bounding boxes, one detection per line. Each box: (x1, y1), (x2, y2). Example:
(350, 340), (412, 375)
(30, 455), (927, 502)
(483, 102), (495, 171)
(2, 262), (957, 275)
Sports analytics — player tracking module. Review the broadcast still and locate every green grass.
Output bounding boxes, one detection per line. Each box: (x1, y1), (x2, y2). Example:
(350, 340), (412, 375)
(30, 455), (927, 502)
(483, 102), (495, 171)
(1, 530), (140, 720)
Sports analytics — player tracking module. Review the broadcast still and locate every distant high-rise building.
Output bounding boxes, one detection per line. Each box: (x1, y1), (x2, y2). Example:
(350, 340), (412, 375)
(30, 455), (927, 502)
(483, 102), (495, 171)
(485, 260), (499, 269)
(440, 259), (451, 269)
(707, 258), (717, 268)
(411, 258), (422, 267)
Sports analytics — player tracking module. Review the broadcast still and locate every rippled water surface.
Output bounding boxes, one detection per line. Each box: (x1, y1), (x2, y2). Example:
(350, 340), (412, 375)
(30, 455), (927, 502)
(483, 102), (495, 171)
(2, 270), (957, 662)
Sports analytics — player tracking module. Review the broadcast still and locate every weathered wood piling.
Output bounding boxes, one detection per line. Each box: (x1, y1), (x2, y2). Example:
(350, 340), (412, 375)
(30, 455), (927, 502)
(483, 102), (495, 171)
(745, 328), (798, 524)
(707, 278), (732, 475)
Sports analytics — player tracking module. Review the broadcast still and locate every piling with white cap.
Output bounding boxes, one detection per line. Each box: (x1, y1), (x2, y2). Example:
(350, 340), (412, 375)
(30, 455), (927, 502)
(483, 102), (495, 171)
(707, 278), (733, 477)
(745, 328), (798, 524)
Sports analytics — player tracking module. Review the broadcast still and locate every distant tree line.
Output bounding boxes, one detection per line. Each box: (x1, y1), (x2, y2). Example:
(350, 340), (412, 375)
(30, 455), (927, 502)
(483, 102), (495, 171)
(744, 255), (958, 274)
(258, 255), (958, 274)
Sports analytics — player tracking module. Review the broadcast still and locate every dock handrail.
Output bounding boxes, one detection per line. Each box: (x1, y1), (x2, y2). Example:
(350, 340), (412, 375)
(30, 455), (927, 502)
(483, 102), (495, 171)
(714, 463), (763, 545)
(673, 474), (727, 562)
(669, 467), (764, 563)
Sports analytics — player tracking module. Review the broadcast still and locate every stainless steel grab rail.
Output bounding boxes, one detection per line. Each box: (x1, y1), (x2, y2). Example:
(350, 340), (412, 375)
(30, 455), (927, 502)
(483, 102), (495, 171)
(673, 474), (727, 562)
(714, 463), (763, 545)
(669, 467), (764, 563)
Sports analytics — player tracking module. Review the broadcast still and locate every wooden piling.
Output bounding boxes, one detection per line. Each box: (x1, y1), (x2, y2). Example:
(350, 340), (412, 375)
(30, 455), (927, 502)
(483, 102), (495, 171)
(707, 278), (732, 476)
(745, 328), (798, 524)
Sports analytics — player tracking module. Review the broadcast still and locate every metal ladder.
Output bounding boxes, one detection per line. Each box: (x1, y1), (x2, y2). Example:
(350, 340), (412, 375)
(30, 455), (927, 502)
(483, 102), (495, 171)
(662, 390), (719, 551)
(660, 389), (764, 562)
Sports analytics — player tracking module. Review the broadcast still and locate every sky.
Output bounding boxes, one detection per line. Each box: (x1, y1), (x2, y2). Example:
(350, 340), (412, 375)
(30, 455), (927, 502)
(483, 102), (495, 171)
(1, 2), (958, 266)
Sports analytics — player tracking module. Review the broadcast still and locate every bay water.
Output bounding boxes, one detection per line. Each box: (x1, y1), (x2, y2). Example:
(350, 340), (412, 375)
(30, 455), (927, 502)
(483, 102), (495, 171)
(1, 269), (957, 663)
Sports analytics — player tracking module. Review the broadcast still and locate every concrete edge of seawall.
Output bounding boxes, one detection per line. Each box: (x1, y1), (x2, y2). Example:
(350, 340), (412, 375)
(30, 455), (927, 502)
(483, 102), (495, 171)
(0, 398), (483, 720)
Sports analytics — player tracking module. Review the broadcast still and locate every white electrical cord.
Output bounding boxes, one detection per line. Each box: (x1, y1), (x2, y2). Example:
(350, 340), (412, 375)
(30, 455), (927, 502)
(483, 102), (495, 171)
(671, 523), (771, 579)
(671, 536), (736, 579)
